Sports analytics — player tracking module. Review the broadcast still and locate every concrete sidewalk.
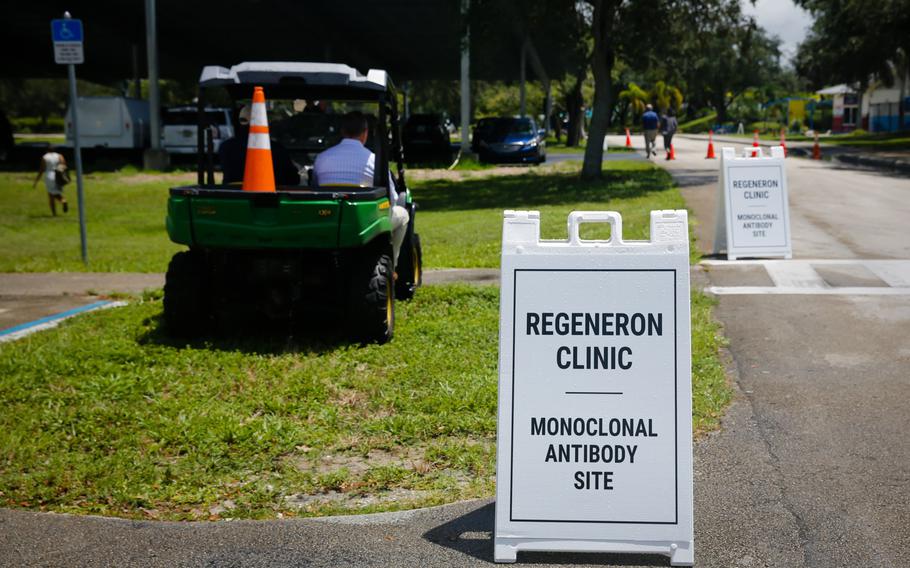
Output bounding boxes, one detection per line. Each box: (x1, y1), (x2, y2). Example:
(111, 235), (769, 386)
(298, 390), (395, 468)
(0, 269), (502, 334)
(0, 269), (501, 298)
(677, 133), (910, 174)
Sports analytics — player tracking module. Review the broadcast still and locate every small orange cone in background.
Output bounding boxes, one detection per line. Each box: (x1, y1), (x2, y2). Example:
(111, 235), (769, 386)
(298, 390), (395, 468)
(812, 132), (821, 160)
(625, 128), (633, 148)
(705, 130), (716, 159)
(779, 128), (788, 157)
(242, 86), (276, 192)
(667, 143), (676, 160)
(751, 129), (760, 157)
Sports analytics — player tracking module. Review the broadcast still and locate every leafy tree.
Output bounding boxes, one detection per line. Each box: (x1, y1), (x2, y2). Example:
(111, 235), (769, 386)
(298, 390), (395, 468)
(794, 0), (909, 124)
(794, 0), (909, 89)
(0, 79), (117, 130)
(581, 0), (699, 179)
(618, 81), (683, 126)
(681, 11), (781, 126)
(619, 82), (649, 117)
(650, 81), (683, 114)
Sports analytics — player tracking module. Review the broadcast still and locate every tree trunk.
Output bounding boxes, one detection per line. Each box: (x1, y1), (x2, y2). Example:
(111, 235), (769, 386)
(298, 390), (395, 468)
(900, 63), (908, 131)
(714, 94), (728, 126)
(565, 73), (584, 147)
(581, 0), (616, 180)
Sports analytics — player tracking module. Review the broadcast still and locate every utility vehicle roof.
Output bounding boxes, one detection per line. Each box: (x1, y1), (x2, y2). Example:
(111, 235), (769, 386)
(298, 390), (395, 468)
(199, 62), (391, 99)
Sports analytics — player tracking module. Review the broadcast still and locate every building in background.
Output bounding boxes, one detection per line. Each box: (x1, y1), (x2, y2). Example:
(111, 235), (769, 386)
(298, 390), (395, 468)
(817, 79), (908, 134)
(861, 81), (908, 132)
(816, 85), (859, 133)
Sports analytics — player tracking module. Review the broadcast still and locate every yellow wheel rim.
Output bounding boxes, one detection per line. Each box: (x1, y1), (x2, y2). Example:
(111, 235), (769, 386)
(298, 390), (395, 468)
(413, 246), (420, 283)
(386, 282), (393, 326)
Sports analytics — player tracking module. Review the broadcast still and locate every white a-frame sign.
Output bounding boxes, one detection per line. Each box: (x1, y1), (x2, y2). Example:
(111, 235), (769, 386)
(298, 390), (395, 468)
(713, 146), (792, 260)
(495, 210), (694, 566)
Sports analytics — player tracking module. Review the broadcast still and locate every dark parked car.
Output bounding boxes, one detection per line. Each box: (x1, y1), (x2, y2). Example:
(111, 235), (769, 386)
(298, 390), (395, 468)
(471, 117), (546, 164)
(403, 113), (451, 163)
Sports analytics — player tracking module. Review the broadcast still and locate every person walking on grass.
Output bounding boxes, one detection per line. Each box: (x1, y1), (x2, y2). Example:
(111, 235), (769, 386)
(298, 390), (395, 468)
(32, 146), (69, 216)
(641, 104), (659, 158)
(660, 108), (678, 160)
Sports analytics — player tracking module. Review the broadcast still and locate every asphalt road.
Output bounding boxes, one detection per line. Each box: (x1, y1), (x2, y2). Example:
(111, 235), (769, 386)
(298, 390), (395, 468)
(611, 133), (910, 258)
(2, 139), (908, 566)
(611, 133), (910, 567)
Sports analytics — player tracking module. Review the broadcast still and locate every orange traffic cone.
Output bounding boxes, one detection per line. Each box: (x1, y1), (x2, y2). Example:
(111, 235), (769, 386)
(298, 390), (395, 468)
(242, 86), (276, 192)
(625, 128), (632, 148)
(779, 128), (787, 157)
(812, 132), (821, 160)
(705, 130), (716, 159)
(750, 129), (760, 157)
(667, 143), (676, 160)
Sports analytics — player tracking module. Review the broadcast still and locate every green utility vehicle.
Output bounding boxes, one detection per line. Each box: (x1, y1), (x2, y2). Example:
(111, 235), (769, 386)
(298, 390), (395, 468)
(164, 62), (422, 343)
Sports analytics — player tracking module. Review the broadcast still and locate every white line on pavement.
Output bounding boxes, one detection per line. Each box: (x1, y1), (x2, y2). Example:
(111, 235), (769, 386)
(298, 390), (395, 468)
(706, 286), (910, 296)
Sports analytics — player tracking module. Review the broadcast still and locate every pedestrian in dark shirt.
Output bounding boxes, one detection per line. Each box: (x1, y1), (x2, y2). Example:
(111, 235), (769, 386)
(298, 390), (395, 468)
(641, 104), (659, 158)
(660, 108), (678, 159)
(218, 105), (299, 186)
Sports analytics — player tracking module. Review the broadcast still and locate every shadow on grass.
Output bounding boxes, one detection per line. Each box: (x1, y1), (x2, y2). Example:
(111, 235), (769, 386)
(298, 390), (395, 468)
(411, 166), (673, 213)
(138, 312), (358, 356)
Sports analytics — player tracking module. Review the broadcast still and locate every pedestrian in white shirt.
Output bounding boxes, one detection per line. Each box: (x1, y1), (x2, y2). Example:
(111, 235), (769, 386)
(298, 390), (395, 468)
(314, 112), (409, 270)
(32, 147), (69, 216)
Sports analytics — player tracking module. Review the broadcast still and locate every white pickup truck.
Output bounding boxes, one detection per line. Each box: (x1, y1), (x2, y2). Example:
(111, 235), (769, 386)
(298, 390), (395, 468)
(65, 96), (150, 149)
(162, 107), (234, 155)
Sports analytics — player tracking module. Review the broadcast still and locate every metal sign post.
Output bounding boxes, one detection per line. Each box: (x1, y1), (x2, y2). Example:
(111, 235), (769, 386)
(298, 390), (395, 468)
(495, 210), (694, 565)
(52, 12), (87, 264)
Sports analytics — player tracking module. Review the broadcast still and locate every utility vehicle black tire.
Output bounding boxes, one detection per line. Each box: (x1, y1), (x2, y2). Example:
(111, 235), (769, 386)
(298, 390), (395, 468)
(163, 251), (210, 336)
(395, 232), (423, 301)
(349, 248), (395, 344)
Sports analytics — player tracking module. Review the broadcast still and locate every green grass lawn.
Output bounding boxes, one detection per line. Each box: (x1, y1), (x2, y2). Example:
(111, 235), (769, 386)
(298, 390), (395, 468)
(678, 113), (717, 133)
(545, 138), (636, 154)
(414, 160), (690, 268)
(0, 168), (185, 272)
(14, 134), (66, 145)
(719, 130), (910, 150)
(803, 133), (910, 149)
(0, 160), (685, 272)
(0, 284), (728, 520)
(0, 159), (730, 520)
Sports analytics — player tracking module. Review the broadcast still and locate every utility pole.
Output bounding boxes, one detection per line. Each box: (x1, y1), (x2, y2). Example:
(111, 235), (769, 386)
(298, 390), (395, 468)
(460, 0), (471, 154)
(519, 38), (527, 117)
(143, 0), (168, 168)
(52, 11), (87, 263)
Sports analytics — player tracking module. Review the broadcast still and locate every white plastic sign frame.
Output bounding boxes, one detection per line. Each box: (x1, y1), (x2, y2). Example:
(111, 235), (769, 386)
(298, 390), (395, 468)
(713, 146), (792, 260)
(495, 210), (694, 566)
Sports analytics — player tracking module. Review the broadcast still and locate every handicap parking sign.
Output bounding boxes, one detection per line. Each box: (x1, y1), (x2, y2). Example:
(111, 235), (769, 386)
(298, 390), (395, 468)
(51, 19), (83, 42)
(51, 18), (84, 64)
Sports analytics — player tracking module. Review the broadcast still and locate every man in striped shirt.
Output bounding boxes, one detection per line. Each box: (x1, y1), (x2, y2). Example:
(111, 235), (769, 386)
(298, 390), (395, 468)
(314, 112), (409, 270)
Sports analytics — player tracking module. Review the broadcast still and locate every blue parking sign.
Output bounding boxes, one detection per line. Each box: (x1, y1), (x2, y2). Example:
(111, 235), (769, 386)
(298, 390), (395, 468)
(51, 19), (83, 43)
(51, 18), (84, 64)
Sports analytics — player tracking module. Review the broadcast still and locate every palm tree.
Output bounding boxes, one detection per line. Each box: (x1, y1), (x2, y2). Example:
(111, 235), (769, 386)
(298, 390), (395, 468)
(619, 82), (650, 124)
(651, 80), (683, 113)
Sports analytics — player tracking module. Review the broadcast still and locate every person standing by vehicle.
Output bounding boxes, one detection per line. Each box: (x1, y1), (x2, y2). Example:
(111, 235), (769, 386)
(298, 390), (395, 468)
(641, 104), (659, 158)
(314, 111), (409, 270)
(219, 105), (299, 186)
(32, 146), (69, 216)
(660, 108), (678, 159)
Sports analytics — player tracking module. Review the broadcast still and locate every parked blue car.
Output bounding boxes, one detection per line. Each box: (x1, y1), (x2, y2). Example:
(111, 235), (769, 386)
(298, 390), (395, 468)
(472, 117), (546, 164)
